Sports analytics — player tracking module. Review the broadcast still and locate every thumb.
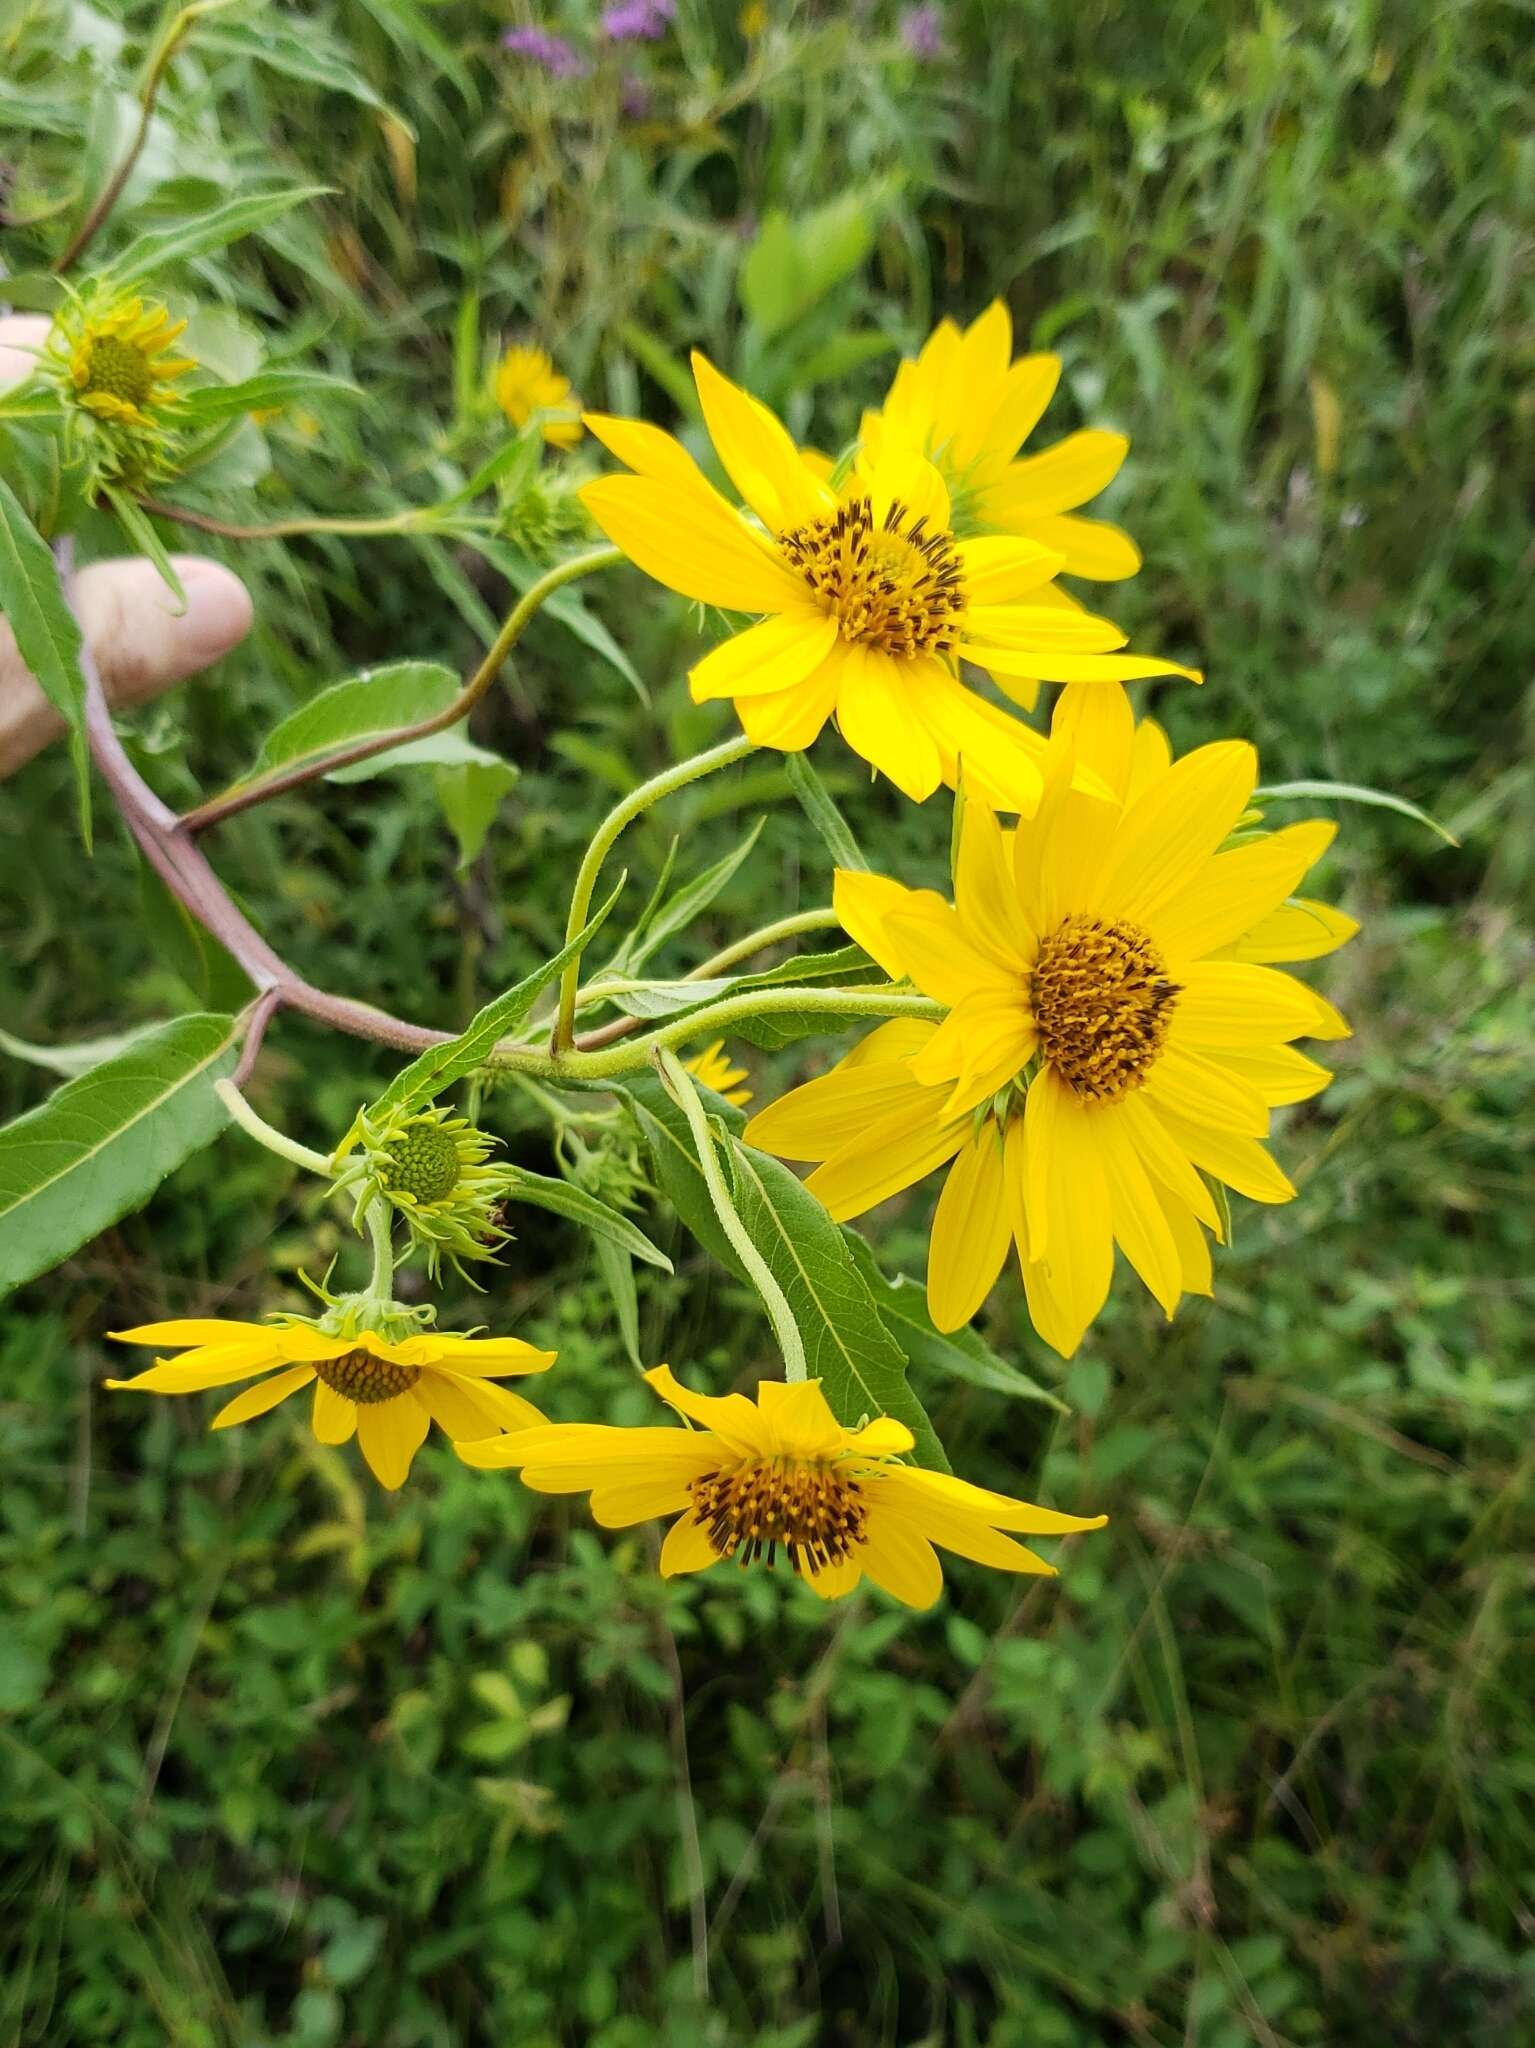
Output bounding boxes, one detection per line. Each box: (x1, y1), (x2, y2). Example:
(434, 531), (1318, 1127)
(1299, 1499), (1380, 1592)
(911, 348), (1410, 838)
(73, 554), (254, 704)
(0, 553), (252, 777)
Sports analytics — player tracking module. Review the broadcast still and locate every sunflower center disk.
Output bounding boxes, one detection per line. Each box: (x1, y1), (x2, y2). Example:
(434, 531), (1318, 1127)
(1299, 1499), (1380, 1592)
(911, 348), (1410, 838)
(314, 1347), (421, 1405)
(1032, 914), (1180, 1103)
(780, 495), (964, 658)
(381, 1124), (462, 1206)
(81, 335), (155, 408)
(690, 1458), (868, 1576)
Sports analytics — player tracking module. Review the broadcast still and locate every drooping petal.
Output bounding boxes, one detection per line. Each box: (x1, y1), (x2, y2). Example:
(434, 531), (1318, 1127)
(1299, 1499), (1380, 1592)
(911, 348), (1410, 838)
(1048, 679), (1136, 804)
(1141, 1043), (1272, 1137)
(659, 1513), (722, 1577)
(105, 1340), (283, 1394)
(733, 653), (844, 750)
(395, 1334), (557, 1376)
(927, 1128), (1013, 1332)
(954, 796), (1038, 960)
(110, 1318), (272, 1347)
(833, 868), (947, 980)
(1093, 1105), (1184, 1317)
(1021, 1071), (1114, 1346)
(589, 1476), (701, 1528)
(209, 1365), (316, 1431)
(833, 645), (944, 801)
(906, 661), (1049, 814)
(311, 1380), (356, 1444)
(1153, 1112), (1298, 1205)
(355, 1394), (432, 1490)
(1219, 1045), (1335, 1106)
(856, 1510), (944, 1609)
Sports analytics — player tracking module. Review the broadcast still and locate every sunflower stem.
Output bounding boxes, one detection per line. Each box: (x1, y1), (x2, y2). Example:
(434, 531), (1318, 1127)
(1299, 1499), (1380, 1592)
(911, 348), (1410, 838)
(657, 1048), (807, 1384)
(551, 734), (757, 1054)
(364, 1197), (396, 1303)
(214, 1080), (333, 1176)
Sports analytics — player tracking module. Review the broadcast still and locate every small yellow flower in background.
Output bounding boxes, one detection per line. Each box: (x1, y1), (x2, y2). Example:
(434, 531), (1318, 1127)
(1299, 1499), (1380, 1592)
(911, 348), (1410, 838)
(495, 343), (583, 447)
(684, 1039), (752, 1106)
(579, 352), (1198, 811)
(459, 1365), (1105, 1609)
(43, 283), (197, 482)
(868, 299), (1140, 585)
(738, 0), (767, 35)
(746, 684), (1356, 1357)
(107, 1317), (555, 1491)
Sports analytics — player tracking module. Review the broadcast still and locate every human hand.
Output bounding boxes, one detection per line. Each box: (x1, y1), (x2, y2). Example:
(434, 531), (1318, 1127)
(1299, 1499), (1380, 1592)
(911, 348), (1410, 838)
(0, 314), (253, 779)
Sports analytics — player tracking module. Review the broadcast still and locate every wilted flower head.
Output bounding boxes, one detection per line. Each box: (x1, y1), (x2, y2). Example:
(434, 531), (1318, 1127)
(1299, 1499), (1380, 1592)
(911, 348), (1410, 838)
(601, 0), (674, 39)
(900, 4), (945, 59)
(502, 23), (591, 76)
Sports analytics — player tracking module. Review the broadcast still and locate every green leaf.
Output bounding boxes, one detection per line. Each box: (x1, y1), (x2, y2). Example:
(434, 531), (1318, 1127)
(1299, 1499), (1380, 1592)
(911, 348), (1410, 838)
(0, 477), (90, 841)
(467, 538), (645, 702)
(628, 819), (765, 970)
(368, 880), (625, 1120)
(244, 662), (459, 781)
(197, 19), (397, 117)
(0, 1013), (240, 1299)
(351, 0), (477, 102)
(605, 948), (882, 1040)
(136, 863), (254, 1011)
(0, 1021), (166, 1079)
(433, 760), (519, 870)
(1255, 779), (1458, 847)
(593, 1236), (643, 1371)
(785, 750), (868, 872)
(177, 368), (363, 426)
(325, 729), (513, 782)
(109, 186), (331, 286)
(103, 486), (185, 606)
(843, 1233), (1066, 1412)
(613, 1073), (946, 1467)
(739, 188), (885, 338)
(498, 1165), (673, 1271)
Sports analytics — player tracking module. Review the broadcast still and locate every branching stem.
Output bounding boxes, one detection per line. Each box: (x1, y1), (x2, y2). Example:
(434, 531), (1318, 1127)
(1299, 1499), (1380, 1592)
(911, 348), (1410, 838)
(551, 732), (756, 1053)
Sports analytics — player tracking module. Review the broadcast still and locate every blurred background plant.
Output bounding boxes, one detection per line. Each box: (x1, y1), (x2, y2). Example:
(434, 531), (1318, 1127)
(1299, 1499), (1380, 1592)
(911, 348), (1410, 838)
(2, 0), (1533, 2042)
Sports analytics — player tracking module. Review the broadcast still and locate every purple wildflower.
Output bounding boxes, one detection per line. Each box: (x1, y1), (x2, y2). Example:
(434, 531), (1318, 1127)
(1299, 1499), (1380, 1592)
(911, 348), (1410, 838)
(502, 24), (591, 76)
(899, 3), (945, 60)
(600, 0), (675, 41)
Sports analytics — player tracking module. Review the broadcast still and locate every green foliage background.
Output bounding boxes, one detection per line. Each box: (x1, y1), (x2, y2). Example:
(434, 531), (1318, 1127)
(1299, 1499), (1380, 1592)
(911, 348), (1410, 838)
(2, 1), (1533, 2041)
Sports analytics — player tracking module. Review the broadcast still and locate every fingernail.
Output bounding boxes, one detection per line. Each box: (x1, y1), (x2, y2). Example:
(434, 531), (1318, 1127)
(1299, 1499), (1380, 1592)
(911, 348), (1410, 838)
(175, 559), (255, 664)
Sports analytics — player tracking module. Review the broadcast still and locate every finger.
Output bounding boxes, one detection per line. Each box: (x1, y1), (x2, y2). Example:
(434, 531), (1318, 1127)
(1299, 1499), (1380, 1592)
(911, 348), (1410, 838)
(0, 315), (53, 392)
(73, 555), (253, 702)
(0, 555), (252, 777)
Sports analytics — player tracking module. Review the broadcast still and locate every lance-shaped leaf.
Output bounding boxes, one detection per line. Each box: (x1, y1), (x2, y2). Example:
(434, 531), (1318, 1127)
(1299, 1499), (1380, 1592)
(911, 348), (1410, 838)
(176, 368), (363, 427)
(0, 478), (89, 839)
(109, 186), (331, 286)
(368, 880), (624, 1119)
(243, 661), (460, 783)
(0, 1012), (240, 1299)
(613, 1071), (946, 1468)
(498, 1164), (672, 1271)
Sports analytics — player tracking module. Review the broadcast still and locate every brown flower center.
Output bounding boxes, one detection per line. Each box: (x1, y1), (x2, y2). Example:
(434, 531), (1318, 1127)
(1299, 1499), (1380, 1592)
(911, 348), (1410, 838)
(1032, 914), (1180, 1102)
(314, 1347), (420, 1405)
(779, 496), (964, 658)
(82, 335), (154, 408)
(690, 1458), (868, 1575)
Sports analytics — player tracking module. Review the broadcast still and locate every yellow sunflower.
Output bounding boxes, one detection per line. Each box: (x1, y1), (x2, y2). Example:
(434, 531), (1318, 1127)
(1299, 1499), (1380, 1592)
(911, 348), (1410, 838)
(683, 1038), (752, 1107)
(57, 293), (195, 431)
(745, 686), (1356, 1357)
(865, 299), (1142, 584)
(459, 1365), (1105, 1609)
(578, 352), (1198, 811)
(107, 1317), (555, 1490)
(495, 343), (583, 447)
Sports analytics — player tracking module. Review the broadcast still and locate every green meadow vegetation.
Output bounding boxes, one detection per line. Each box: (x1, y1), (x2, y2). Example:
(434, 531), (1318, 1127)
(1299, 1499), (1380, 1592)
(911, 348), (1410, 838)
(1, 1), (1532, 2042)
